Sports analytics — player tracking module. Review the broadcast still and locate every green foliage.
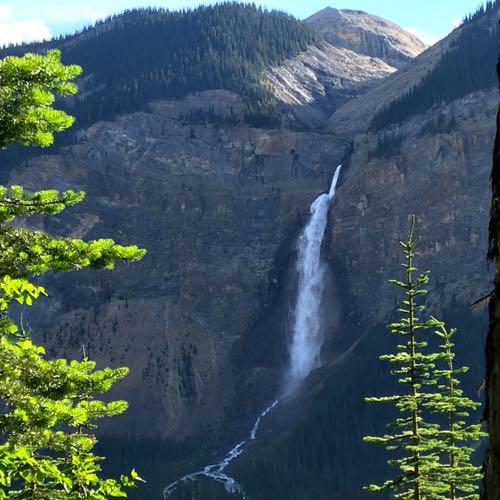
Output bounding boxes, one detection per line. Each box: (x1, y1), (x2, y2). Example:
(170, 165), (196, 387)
(0, 186), (145, 292)
(364, 216), (484, 499)
(0, 49), (81, 148)
(0, 50), (146, 497)
(425, 321), (484, 498)
(370, 1), (498, 131)
(0, 330), (142, 499)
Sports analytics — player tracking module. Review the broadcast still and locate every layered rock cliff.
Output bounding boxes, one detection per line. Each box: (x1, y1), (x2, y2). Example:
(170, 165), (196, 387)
(327, 88), (495, 326)
(324, 6), (497, 324)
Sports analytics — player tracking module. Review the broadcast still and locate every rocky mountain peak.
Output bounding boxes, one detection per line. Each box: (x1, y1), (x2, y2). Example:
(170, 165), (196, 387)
(306, 7), (427, 69)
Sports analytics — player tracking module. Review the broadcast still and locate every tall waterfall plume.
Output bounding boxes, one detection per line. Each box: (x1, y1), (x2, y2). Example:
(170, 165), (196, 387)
(288, 165), (341, 385)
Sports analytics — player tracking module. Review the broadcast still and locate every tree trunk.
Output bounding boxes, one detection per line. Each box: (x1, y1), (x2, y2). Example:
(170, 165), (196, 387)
(483, 52), (500, 500)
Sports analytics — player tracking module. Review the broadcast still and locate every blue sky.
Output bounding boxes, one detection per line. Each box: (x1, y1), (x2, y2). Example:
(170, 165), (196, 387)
(0, 1), (489, 48)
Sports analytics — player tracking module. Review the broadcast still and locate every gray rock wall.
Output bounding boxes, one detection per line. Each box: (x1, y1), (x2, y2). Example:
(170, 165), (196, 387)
(11, 91), (347, 441)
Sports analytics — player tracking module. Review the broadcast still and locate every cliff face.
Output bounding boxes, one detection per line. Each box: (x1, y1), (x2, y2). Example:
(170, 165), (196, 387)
(306, 7), (427, 69)
(11, 90), (346, 440)
(327, 89), (495, 326)
(324, 6), (498, 323)
(13, 89), (495, 448)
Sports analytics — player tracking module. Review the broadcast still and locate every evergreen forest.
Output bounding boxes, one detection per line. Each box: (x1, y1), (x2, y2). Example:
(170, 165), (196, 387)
(0, 3), (319, 130)
(371, 0), (498, 131)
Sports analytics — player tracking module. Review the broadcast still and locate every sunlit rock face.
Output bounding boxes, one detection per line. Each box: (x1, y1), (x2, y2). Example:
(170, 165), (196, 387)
(264, 8), (426, 128)
(306, 7), (427, 69)
(264, 42), (396, 128)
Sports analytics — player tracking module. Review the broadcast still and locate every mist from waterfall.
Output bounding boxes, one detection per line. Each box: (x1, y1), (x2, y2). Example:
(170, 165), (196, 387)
(288, 165), (341, 387)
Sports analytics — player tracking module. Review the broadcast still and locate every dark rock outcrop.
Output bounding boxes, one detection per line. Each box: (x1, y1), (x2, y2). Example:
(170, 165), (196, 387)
(483, 55), (500, 500)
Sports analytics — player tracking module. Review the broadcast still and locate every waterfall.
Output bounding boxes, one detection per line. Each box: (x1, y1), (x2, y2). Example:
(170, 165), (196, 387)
(162, 165), (341, 497)
(288, 165), (341, 385)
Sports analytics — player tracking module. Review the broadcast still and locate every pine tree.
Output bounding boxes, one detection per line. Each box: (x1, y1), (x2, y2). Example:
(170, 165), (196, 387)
(0, 50), (146, 498)
(364, 216), (483, 498)
(364, 216), (447, 498)
(425, 321), (485, 499)
(0, 49), (81, 147)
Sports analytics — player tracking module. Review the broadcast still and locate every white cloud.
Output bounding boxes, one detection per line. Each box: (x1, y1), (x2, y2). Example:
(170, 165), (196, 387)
(0, 18), (51, 47)
(404, 27), (440, 47)
(0, 3), (107, 47)
(0, 4), (13, 22)
(452, 19), (461, 29)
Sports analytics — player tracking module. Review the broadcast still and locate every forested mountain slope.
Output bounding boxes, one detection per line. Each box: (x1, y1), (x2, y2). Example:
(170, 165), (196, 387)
(329, 0), (498, 134)
(371, 3), (498, 130)
(0, 3), (319, 130)
(0, 1), (425, 168)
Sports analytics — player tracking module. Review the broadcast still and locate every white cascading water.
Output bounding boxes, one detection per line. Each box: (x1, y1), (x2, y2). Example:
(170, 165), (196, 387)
(288, 165), (341, 385)
(163, 165), (341, 497)
(163, 399), (278, 498)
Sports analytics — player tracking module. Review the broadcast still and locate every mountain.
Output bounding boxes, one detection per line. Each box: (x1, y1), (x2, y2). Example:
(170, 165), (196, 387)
(0, 2), (424, 152)
(263, 41), (395, 128)
(328, 3), (498, 135)
(1, 1), (496, 498)
(264, 7), (427, 128)
(0, 3), (320, 135)
(306, 7), (427, 69)
(325, 0), (497, 324)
